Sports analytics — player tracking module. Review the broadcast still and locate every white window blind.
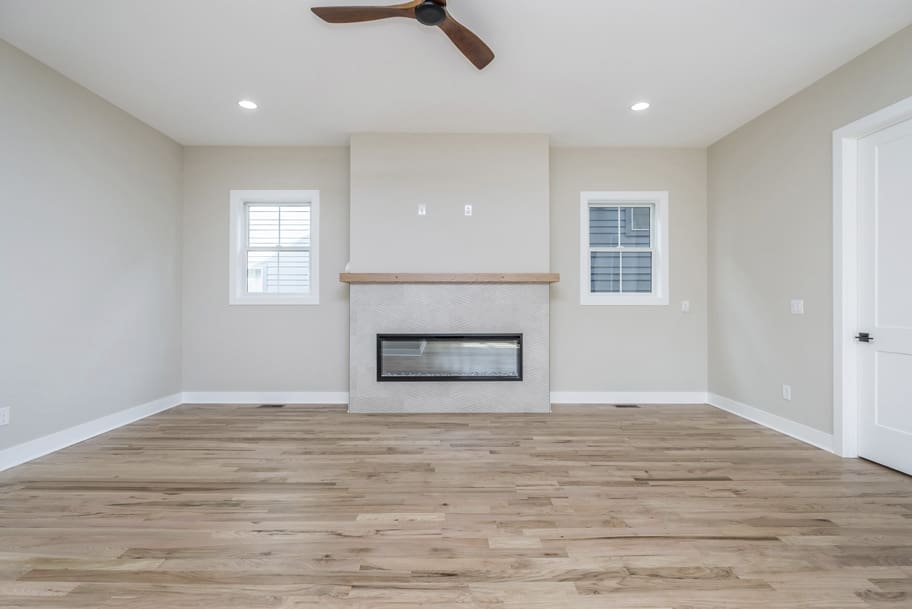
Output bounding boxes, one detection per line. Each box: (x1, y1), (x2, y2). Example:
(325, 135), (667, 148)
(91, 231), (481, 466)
(245, 204), (312, 295)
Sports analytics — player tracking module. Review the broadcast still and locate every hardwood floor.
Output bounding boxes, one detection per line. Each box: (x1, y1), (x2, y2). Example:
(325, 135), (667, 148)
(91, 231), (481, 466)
(1, 404), (910, 608)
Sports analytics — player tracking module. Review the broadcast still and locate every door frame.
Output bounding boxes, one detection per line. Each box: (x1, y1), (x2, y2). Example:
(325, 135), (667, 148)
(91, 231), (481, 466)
(832, 95), (912, 458)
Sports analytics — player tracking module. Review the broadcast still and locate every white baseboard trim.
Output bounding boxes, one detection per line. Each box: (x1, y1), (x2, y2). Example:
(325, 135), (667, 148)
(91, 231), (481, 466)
(0, 390), (837, 473)
(0, 392), (183, 473)
(550, 391), (709, 405)
(181, 392), (350, 405)
(707, 393), (835, 454)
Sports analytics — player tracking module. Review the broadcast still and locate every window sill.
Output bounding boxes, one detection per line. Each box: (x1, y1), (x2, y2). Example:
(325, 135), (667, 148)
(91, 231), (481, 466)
(580, 293), (669, 306)
(230, 294), (320, 306)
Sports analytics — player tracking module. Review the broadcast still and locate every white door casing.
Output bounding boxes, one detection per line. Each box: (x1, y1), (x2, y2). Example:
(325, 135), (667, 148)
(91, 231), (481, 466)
(834, 95), (912, 460)
(856, 118), (912, 475)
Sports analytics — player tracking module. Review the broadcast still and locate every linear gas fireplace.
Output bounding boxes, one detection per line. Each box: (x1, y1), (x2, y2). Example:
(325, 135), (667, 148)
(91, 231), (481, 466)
(377, 334), (523, 382)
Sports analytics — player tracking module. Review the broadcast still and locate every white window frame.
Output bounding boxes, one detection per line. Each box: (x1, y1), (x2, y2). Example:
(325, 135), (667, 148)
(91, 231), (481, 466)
(580, 191), (669, 306)
(229, 190), (320, 306)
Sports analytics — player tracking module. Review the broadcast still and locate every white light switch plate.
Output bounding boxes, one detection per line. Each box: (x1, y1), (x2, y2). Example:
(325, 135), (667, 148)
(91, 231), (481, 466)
(681, 300), (691, 313)
(790, 300), (805, 315)
(782, 385), (792, 401)
(464, 205), (473, 217)
(0, 407), (9, 426)
(418, 204), (427, 216)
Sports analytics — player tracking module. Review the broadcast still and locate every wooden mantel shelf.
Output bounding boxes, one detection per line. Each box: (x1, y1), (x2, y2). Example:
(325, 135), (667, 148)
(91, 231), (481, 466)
(340, 273), (560, 284)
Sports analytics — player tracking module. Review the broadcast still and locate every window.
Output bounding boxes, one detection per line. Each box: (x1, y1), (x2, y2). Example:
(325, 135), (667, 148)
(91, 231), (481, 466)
(229, 190), (320, 305)
(580, 191), (669, 306)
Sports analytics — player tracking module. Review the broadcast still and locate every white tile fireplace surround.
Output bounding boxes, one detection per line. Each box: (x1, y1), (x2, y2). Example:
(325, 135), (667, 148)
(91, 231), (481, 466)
(345, 275), (558, 413)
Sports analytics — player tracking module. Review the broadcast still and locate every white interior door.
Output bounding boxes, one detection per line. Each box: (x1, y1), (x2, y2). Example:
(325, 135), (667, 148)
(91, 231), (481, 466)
(857, 118), (912, 475)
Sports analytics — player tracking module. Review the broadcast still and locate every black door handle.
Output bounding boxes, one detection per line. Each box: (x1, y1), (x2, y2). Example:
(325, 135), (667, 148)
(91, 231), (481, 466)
(855, 333), (874, 343)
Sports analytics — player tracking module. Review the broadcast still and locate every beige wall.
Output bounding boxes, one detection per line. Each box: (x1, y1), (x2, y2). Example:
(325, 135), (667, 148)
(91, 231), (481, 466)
(0, 39), (182, 450)
(350, 134), (550, 273)
(183, 143), (707, 396)
(708, 26), (912, 432)
(181, 147), (350, 392)
(550, 148), (708, 393)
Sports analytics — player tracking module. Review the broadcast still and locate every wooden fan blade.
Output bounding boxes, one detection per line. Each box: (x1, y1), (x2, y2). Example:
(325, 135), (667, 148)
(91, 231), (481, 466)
(312, 2), (419, 23)
(438, 14), (494, 70)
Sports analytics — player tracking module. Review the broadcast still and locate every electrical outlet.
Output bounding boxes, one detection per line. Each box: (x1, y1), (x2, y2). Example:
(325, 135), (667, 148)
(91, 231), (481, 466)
(0, 407), (9, 426)
(464, 204), (473, 217)
(418, 204), (427, 216)
(782, 385), (792, 401)
(790, 299), (805, 315)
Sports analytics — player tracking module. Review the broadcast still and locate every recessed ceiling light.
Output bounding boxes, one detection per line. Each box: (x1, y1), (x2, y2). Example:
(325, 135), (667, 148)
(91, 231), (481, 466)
(631, 101), (651, 112)
(238, 100), (259, 110)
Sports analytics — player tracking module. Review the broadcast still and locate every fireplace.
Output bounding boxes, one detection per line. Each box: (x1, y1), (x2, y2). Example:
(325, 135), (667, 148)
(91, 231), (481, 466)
(347, 281), (553, 413)
(377, 334), (523, 382)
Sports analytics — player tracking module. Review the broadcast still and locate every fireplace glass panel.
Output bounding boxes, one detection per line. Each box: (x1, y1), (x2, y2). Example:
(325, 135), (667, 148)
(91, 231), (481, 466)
(377, 335), (523, 382)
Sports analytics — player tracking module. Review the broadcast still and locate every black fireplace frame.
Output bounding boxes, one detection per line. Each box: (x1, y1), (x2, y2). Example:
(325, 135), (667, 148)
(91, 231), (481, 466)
(376, 334), (524, 383)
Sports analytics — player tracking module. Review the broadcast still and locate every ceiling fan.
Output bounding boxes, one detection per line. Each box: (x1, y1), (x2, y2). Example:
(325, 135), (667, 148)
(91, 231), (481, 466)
(311, 0), (495, 70)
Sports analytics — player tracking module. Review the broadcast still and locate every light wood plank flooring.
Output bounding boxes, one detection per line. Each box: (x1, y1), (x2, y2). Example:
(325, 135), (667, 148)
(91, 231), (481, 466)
(1, 404), (911, 608)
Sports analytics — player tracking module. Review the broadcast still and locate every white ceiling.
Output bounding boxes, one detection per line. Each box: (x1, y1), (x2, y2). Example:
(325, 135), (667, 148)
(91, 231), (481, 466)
(1, 0), (911, 147)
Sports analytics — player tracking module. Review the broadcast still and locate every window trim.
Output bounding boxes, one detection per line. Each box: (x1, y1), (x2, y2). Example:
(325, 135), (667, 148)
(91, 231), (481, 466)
(229, 190), (320, 306)
(579, 191), (669, 306)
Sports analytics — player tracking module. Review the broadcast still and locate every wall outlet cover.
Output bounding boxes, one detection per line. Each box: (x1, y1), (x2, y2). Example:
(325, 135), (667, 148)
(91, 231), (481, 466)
(782, 385), (792, 401)
(418, 204), (427, 216)
(464, 204), (473, 216)
(790, 299), (805, 315)
(0, 407), (9, 426)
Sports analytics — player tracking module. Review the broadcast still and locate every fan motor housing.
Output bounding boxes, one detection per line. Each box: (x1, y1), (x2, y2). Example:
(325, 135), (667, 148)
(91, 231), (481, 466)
(415, 1), (446, 26)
